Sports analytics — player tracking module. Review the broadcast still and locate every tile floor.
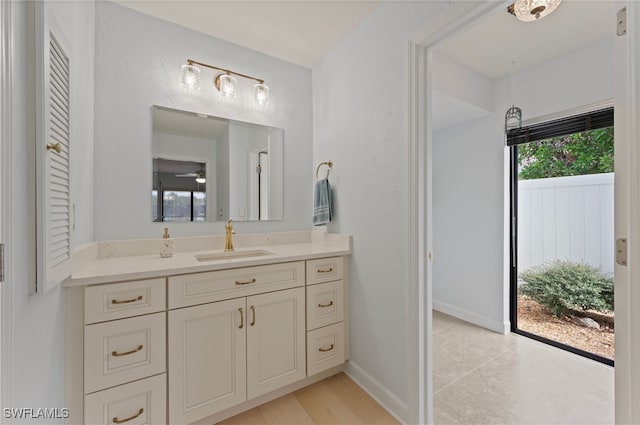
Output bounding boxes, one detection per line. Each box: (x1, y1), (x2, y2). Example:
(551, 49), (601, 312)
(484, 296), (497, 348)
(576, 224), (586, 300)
(433, 311), (614, 425)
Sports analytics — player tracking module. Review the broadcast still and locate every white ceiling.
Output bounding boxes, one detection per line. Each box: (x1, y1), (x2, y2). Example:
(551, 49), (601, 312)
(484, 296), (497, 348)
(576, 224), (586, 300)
(115, 0), (381, 68)
(437, 0), (616, 79)
(116, 1), (614, 75)
(120, 0), (615, 132)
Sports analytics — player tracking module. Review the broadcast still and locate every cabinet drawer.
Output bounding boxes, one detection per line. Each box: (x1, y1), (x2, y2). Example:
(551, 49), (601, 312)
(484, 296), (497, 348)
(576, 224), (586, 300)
(306, 322), (345, 376)
(168, 261), (305, 309)
(85, 312), (166, 393)
(306, 280), (344, 330)
(85, 374), (166, 425)
(85, 278), (166, 325)
(306, 257), (343, 285)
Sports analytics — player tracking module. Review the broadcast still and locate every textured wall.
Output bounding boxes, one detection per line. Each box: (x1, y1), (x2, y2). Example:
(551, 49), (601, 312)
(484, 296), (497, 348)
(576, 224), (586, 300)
(93, 2), (313, 240)
(312, 1), (447, 420)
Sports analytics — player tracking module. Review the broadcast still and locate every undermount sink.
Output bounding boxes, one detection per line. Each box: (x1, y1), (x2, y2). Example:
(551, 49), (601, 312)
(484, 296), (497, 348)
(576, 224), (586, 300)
(195, 249), (274, 262)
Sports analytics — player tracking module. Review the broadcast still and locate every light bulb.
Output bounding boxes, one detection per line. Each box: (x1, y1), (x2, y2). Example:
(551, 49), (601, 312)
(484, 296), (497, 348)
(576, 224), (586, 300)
(195, 177), (206, 184)
(254, 83), (270, 106)
(181, 64), (200, 91)
(217, 74), (237, 98)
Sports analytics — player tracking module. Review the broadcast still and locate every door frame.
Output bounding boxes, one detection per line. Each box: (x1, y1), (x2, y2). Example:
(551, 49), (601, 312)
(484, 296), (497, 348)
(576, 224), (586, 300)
(407, 3), (508, 423)
(613, 1), (640, 422)
(408, 1), (640, 423)
(0, 0), (13, 414)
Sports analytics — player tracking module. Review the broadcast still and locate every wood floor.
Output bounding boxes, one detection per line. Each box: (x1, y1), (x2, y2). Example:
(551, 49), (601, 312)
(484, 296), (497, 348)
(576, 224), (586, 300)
(216, 373), (400, 425)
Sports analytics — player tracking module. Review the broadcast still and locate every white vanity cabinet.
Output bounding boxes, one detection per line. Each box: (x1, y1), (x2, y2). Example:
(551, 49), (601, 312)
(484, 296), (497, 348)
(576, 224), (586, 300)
(67, 254), (348, 425)
(167, 298), (247, 424)
(167, 262), (306, 424)
(245, 287), (306, 398)
(67, 277), (167, 425)
(305, 257), (346, 375)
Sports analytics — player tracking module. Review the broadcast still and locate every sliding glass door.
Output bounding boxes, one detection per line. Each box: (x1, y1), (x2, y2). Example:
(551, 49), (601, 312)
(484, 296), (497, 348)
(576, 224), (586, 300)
(509, 107), (614, 365)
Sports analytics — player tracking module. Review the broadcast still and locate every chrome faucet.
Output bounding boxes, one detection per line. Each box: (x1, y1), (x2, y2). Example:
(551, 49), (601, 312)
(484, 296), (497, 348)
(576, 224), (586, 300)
(224, 219), (235, 252)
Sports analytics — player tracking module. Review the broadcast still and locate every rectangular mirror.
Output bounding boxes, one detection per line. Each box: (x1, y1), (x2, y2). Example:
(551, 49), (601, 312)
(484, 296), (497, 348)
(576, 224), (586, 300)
(152, 105), (284, 222)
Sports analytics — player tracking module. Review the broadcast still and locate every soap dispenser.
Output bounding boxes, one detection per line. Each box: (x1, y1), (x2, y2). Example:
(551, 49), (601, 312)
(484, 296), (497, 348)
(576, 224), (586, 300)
(160, 227), (173, 258)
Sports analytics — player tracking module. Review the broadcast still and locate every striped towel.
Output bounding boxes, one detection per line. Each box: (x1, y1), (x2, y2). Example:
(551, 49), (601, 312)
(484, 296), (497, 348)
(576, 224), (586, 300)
(313, 178), (332, 226)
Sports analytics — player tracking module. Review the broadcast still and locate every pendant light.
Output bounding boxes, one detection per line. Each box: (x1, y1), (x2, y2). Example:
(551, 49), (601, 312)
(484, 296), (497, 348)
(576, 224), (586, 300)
(508, 0), (562, 22)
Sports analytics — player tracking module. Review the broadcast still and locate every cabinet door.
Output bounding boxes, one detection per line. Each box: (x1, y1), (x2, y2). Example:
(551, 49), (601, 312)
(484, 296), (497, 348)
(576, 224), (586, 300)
(246, 287), (306, 399)
(168, 298), (246, 425)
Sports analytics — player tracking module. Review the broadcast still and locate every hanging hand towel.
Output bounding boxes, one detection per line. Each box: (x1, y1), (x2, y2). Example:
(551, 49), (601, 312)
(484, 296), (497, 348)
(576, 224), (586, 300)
(313, 178), (332, 226)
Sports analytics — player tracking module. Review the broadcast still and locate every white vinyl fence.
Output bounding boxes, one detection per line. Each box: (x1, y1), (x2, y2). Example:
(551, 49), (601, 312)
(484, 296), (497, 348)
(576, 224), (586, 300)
(518, 173), (614, 276)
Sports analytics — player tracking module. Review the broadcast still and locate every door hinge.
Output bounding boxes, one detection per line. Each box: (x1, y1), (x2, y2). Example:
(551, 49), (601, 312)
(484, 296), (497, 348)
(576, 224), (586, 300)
(0, 243), (4, 283)
(256, 164), (262, 174)
(617, 7), (627, 37)
(616, 238), (628, 266)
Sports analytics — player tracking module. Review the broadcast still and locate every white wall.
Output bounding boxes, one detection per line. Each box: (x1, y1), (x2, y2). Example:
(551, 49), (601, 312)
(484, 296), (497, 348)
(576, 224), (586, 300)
(312, 1), (447, 420)
(432, 111), (506, 331)
(433, 37), (614, 331)
(433, 50), (494, 113)
(431, 50), (494, 131)
(8, 0), (94, 420)
(93, 1), (313, 240)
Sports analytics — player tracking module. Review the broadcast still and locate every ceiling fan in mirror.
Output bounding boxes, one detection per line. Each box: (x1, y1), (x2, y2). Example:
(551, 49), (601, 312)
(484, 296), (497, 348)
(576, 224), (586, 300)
(175, 166), (206, 184)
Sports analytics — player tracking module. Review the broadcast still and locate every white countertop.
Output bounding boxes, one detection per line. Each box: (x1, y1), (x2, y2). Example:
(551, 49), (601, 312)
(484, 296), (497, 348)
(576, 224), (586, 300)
(65, 231), (352, 287)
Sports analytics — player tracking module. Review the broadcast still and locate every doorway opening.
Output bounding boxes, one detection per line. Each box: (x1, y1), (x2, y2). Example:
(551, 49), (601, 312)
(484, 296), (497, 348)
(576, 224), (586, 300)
(509, 107), (615, 365)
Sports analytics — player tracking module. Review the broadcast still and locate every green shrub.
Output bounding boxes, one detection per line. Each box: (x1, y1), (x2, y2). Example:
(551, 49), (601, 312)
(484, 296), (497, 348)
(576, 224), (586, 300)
(519, 260), (614, 316)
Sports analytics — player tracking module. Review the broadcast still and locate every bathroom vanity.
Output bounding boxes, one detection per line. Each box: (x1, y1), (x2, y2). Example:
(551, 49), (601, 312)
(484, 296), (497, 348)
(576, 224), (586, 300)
(64, 232), (351, 425)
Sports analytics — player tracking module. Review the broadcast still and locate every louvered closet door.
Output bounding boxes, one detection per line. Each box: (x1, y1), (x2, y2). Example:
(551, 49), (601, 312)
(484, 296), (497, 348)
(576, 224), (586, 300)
(36, 5), (72, 292)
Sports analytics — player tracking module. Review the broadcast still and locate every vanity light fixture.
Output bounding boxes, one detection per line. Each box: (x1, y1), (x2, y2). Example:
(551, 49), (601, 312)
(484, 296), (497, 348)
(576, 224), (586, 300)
(217, 73), (237, 98)
(181, 63), (201, 90)
(507, 0), (562, 21)
(181, 59), (269, 106)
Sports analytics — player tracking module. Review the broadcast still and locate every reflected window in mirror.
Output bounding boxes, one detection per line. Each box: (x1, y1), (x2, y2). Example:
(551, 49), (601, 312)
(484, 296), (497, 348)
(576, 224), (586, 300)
(151, 105), (284, 222)
(152, 158), (207, 222)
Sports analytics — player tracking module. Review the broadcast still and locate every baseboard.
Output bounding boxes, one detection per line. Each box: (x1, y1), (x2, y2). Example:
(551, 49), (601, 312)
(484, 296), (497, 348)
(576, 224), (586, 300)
(343, 361), (408, 425)
(433, 300), (509, 334)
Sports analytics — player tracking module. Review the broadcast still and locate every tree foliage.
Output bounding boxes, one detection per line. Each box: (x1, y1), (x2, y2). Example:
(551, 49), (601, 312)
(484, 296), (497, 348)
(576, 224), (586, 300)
(518, 128), (614, 180)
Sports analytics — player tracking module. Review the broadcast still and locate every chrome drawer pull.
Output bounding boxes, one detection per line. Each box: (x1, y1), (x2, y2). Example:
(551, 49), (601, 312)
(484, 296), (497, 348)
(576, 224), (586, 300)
(317, 267), (333, 274)
(112, 408), (144, 424)
(111, 344), (143, 357)
(318, 301), (334, 308)
(235, 278), (256, 285)
(238, 308), (244, 329)
(111, 295), (143, 305)
(319, 344), (334, 352)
